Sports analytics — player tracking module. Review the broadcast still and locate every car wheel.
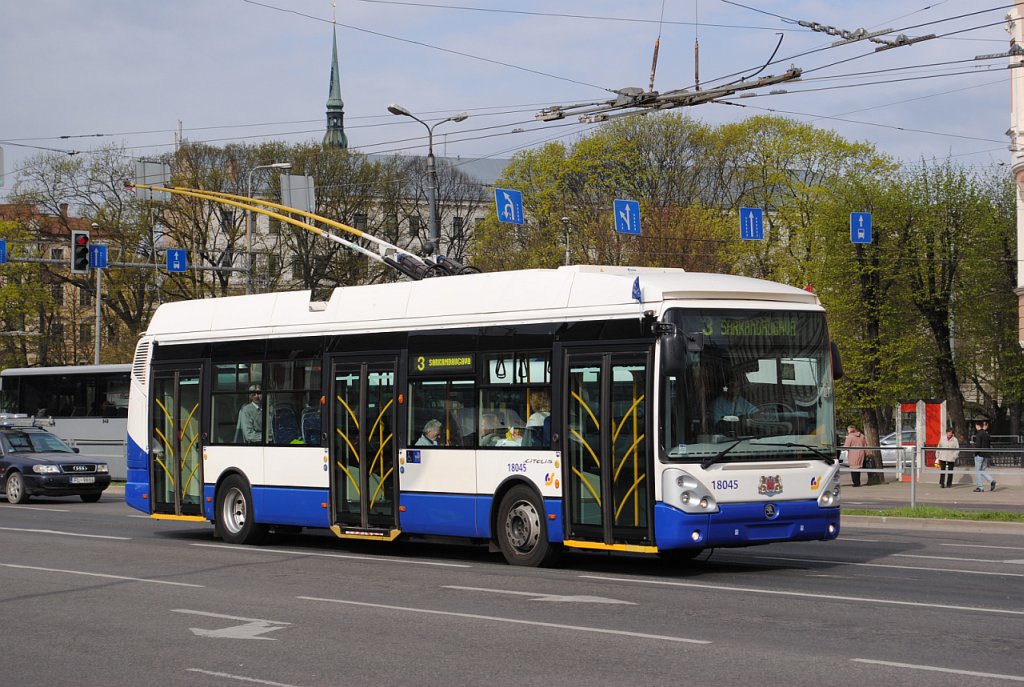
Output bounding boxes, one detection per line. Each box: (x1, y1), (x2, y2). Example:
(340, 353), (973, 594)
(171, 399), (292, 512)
(5, 471), (29, 504)
(80, 493), (101, 503)
(496, 484), (561, 567)
(215, 474), (268, 545)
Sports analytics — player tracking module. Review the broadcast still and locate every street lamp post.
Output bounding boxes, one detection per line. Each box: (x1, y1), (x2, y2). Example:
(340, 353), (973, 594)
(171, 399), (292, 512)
(561, 217), (571, 266)
(386, 103), (468, 256)
(246, 162), (292, 294)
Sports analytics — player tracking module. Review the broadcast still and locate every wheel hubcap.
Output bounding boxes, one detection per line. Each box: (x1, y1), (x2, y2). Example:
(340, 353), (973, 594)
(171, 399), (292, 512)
(8, 475), (21, 500)
(223, 487), (246, 533)
(505, 500), (540, 552)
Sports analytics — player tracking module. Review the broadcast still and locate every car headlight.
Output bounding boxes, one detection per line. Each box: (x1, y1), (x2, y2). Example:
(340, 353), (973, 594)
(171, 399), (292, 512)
(32, 464), (60, 474)
(96, 464), (109, 473)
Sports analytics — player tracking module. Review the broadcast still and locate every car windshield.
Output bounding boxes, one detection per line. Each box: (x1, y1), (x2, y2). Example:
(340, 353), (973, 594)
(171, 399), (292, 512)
(1, 431), (75, 454)
(660, 308), (836, 463)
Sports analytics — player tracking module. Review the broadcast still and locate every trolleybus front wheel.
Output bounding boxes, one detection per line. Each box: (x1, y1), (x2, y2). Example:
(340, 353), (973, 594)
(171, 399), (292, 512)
(496, 485), (560, 567)
(215, 475), (268, 545)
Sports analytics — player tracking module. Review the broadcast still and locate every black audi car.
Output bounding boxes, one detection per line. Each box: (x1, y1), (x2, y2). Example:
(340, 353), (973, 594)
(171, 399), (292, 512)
(0, 421), (111, 503)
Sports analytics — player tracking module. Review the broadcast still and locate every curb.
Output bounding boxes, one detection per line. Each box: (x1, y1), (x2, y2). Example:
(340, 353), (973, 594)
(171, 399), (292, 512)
(842, 514), (1024, 534)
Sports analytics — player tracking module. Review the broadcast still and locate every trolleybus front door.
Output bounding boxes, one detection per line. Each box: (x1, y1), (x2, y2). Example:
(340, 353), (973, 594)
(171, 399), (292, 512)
(330, 357), (399, 538)
(149, 366), (204, 517)
(564, 351), (653, 550)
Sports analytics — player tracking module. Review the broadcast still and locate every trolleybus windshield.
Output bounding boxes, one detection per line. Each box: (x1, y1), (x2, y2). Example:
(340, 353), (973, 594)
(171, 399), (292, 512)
(661, 308), (835, 462)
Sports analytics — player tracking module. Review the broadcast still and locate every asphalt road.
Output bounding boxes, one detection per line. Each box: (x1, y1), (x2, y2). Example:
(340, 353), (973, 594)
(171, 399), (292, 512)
(1, 494), (1021, 687)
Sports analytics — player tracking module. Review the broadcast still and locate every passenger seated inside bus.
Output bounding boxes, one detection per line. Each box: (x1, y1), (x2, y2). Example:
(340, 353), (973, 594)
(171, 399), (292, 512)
(235, 385), (263, 444)
(479, 413), (503, 447)
(522, 389), (551, 447)
(415, 419), (442, 446)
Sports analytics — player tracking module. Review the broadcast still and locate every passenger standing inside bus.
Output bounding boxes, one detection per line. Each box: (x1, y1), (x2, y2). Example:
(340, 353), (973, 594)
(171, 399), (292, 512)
(843, 425), (868, 487)
(936, 426), (959, 488)
(415, 419), (442, 446)
(236, 385), (263, 444)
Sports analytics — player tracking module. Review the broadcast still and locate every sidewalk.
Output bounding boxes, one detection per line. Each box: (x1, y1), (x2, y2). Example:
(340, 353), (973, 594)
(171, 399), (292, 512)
(840, 468), (1023, 512)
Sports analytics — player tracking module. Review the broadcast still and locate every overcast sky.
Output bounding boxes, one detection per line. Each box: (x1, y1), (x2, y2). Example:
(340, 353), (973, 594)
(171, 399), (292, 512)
(0, 1), (1015, 200)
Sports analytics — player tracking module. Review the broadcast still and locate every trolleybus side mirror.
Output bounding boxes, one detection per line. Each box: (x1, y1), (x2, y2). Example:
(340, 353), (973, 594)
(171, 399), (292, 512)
(660, 329), (703, 377)
(831, 341), (844, 381)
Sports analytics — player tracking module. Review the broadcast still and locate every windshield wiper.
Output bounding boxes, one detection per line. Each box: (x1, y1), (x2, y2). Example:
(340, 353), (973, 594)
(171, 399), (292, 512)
(751, 441), (836, 464)
(701, 438), (748, 469)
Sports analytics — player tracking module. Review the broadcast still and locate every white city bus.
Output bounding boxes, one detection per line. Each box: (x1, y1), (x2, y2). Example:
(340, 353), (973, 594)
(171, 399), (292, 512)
(0, 364), (130, 478)
(125, 265), (841, 566)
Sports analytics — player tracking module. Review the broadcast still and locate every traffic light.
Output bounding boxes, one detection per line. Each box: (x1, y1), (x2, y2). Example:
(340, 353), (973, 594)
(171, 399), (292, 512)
(70, 229), (90, 274)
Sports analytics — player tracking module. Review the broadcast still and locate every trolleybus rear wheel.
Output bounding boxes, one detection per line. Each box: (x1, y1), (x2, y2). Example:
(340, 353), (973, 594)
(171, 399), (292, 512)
(215, 475), (268, 545)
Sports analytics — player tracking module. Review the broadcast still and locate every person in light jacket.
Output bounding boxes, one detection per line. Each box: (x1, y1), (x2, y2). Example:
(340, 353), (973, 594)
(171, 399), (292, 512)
(936, 426), (959, 488)
(843, 425), (868, 487)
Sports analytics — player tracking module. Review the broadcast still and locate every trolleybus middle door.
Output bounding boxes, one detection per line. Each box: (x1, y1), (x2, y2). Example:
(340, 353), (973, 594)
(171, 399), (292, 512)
(330, 356), (400, 539)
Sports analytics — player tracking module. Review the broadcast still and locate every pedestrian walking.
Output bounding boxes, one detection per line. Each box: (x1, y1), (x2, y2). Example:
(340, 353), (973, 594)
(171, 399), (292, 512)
(971, 419), (996, 492)
(936, 426), (958, 488)
(843, 425), (868, 487)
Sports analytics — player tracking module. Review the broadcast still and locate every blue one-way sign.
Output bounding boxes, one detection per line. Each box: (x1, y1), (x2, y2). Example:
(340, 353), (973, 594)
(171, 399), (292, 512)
(89, 245), (108, 269)
(613, 199), (641, 235)
(850, 212), (872, 244)
(740, 207), (764, 241)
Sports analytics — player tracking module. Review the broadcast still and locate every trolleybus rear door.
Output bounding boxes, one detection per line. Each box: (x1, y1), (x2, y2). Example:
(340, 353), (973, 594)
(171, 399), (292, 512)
(564, 350), (654, 550)
(149, 365), (205, 517)
(330, 357), (400, 538)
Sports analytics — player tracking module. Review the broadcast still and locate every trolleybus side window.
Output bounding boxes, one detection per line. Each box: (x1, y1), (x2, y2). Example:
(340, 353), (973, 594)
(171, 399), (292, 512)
(408, 378), (474, 447)
(210, 363), (263, 445)
(478, 352), (551, 448)
(265, 359), (321, 446)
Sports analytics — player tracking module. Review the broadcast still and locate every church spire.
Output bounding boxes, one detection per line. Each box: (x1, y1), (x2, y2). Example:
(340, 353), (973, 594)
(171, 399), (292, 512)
(323, 23), (348, 149)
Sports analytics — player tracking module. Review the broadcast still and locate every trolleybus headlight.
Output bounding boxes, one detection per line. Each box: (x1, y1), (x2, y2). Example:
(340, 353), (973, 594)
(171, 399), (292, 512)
(681, 492), (692, 505)
(32, 464), (60, 474)
(664, 468), (719, 514)
(699, 497), (710, 509)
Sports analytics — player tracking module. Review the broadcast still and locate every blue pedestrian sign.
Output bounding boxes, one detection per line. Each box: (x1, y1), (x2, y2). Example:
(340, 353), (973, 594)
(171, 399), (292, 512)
(850, 212), (872, 244)
(495, 187), (524, 225)
(0, 239), (6, 265)
(613, 199), (641, 235)
(740, 207), (764, 241)
(89, 244), (107, 269)
(166, 249), (188, 273)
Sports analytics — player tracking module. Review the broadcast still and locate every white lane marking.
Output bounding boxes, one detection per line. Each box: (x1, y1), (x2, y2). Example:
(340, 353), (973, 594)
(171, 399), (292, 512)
(941, 543), (1024, 551)
(894, 553), (1010, 563)
(745, 553), (1024, 578)
(580, 575), (1024, 616)
(0, 526), (129, 540)
(298, 596), (708, 644)
(0, 505), (70, 512)
(173, 610), (290, 640)
(186, 669), (302, 687)
(852, 658), (1024, 682)
(443, 585), (636, 604)
(836, 537), (879, 542)
(0, 563), (203, 587)
(191, 542), (471, 568)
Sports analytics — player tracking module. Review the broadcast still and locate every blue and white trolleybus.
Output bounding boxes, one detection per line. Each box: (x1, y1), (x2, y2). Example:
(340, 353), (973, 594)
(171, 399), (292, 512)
(125, 265), (841, 565)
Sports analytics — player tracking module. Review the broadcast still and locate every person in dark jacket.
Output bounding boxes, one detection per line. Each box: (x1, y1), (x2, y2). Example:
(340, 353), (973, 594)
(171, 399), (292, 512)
(971, 419), (996, 492)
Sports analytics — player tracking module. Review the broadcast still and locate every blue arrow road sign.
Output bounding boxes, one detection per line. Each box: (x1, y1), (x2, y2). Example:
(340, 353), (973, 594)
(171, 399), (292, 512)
(166, 249), (188, 273)
(613, 199), (641, 235)
(0, 239), (6, 265)
(495, 187), (524, 225)
(740, 207), (764, 241)
(89, 244), (107, 269)
(850, 212), (872, 244)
